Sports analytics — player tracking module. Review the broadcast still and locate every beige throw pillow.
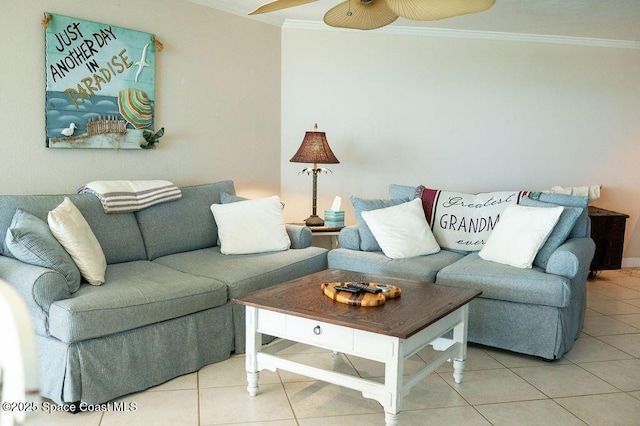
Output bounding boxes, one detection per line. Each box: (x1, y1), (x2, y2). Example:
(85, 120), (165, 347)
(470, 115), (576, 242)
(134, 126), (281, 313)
(48, 197), (107, 285)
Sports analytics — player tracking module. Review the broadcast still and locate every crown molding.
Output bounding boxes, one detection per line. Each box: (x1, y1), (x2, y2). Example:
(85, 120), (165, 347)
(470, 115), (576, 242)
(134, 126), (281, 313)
(188, 1), (640, 50)
(282, 20), (640, 50)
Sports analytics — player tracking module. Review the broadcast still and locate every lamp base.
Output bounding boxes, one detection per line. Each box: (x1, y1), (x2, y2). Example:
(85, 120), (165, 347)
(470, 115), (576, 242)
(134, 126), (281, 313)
(304, 215), (324, 227)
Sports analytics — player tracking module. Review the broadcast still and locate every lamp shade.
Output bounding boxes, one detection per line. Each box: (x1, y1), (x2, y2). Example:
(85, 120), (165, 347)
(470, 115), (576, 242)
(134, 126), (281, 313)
(290, 124), (340, 165)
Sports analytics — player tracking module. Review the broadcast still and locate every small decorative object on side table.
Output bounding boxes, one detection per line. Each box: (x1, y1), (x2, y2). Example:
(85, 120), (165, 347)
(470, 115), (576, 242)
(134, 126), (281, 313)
(588, 206), (629, 278)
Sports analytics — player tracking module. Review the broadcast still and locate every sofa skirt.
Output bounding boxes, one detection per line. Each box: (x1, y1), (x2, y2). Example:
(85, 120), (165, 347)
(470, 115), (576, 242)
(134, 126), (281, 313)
(466, 293), (585, 360)
(38, 302), (233, 405)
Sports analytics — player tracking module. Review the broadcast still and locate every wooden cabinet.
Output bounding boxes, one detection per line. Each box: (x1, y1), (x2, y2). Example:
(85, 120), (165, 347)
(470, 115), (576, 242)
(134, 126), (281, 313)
(588, 206), (629, 276)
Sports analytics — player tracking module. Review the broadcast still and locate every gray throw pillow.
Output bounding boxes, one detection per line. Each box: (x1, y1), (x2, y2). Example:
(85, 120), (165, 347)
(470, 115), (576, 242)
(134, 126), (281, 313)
(528, 193), (589, 238)
(5, 209), (81, 293)
(350, 196), (409, 251)
(520, 198), (582, 269)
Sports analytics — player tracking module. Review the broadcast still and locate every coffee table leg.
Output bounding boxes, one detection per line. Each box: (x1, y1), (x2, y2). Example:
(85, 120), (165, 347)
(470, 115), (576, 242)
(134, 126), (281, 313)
(452, 305), (469, 384)
(246, 307), (261, 396)
(383, 339), (403, 426)
(452, 359), (465, 384)
(247, 371), (259, 397)
(385, 411), (400, 426)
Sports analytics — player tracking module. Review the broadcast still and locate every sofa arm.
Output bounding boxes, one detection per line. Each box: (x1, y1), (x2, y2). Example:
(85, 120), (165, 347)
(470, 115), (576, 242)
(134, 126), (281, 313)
(338, 226), (361, 250)
(285, 224), (312, 249)
(545, 237), (596, 279)
(0, 255), (71, 336)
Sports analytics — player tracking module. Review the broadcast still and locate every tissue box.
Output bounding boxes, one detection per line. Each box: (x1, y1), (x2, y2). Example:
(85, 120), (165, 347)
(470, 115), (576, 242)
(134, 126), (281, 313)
(324, 210), (345, 228)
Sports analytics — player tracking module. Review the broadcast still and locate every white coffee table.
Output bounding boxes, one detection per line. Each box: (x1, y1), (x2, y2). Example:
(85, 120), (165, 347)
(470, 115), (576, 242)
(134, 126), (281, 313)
(234, 269), (481, 426)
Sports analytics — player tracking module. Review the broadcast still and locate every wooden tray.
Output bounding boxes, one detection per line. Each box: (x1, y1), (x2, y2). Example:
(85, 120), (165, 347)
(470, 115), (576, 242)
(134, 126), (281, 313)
(321, 282), (401, 307)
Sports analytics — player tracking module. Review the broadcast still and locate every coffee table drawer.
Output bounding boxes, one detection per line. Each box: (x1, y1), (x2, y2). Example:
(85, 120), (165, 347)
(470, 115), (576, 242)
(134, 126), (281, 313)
(255, 311), (354, 353)
(285, 316), (354, 352)
(256, 309), (286, 335)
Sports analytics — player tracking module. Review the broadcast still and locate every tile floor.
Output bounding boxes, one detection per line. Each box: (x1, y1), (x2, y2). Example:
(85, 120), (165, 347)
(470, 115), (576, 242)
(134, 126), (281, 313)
(29, 269), (640, 425)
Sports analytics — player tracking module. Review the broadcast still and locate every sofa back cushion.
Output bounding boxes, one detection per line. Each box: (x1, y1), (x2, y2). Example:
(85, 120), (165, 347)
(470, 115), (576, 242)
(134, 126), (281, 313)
(0, 194), (147, 264)
(527, 192), (589, 238)
(388, 184), (418, 200)
(135, 181), (236, 260)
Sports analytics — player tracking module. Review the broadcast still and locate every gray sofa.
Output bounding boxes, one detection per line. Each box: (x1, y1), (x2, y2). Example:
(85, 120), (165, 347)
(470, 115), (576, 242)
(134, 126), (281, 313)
(0, 180), (328, 405)
(328, 184), (595, 361)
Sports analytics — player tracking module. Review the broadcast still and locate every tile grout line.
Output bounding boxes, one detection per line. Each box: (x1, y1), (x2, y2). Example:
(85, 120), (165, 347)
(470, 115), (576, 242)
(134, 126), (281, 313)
(197, 370), (201, 426)
(277, 370), (301, 425)
(584, 275), (640, 413)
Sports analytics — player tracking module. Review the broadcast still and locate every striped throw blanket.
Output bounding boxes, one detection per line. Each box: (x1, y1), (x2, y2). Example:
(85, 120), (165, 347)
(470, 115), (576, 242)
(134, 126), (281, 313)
(78, 180), (182, 213)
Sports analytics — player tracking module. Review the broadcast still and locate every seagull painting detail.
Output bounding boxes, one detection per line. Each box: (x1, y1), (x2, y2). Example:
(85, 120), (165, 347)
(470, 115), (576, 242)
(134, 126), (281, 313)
(61, 123), (76, 137)
(134, 43), (150, 83)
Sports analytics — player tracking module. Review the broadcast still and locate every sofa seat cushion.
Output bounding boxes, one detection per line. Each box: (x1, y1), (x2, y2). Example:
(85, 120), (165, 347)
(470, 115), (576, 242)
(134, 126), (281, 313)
(327, 248), (464, 283)
(48, 261), (227, 343)
(436, 253), (571, 308)
(153, 246), (328, 299)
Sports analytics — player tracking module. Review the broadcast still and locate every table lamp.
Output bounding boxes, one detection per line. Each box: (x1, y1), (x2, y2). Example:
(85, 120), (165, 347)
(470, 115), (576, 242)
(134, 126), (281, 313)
(290, 123), (340, 226)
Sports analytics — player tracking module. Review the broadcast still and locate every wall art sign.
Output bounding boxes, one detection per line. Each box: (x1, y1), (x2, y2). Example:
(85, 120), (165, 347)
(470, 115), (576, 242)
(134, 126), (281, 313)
(45, 13), (158, 149)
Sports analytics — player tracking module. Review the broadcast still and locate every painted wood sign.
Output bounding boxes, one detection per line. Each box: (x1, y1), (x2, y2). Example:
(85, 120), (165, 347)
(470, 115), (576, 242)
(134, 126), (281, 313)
(45, 13), (158, 149)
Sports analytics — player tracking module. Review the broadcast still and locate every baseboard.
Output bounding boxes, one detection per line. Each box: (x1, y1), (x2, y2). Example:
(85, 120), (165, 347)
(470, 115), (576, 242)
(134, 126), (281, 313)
(622, 257), (640, 268)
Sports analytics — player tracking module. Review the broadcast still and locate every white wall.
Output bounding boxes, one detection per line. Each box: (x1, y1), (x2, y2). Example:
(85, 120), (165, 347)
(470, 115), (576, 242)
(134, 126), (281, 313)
(2, 4), (640, 262)
(0, 0), (281, 198)
(280, 28), (640, 262)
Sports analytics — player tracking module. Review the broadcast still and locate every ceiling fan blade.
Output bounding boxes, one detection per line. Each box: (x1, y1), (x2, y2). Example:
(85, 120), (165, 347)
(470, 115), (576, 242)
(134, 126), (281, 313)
(249, 0), (318, 15)
(324, 0), (399, 30)
(385, 0), (495, 21)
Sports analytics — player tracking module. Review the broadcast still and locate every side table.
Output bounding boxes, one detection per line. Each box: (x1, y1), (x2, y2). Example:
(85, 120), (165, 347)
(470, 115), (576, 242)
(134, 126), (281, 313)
(588, 206), (629, 277)
(308, 225), (343, 249)
(289, 223), (344, 249)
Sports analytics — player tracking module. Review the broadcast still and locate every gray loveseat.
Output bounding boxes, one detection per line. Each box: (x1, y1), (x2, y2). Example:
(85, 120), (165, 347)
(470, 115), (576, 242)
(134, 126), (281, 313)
(328, 184), (595, 360)
(0, 180), (328, 405)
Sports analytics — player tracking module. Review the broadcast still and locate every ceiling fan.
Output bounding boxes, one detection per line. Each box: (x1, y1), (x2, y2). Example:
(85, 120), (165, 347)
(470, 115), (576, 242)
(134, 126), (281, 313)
(249, 0), (496, 30)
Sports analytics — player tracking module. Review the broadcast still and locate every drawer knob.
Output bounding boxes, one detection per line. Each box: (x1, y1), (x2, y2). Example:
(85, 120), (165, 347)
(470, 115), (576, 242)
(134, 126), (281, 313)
(313, 325), (322, 335)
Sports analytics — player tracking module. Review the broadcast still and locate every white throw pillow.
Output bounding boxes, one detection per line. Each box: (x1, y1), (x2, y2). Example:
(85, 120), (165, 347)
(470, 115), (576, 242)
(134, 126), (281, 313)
(361, 198), (440, 259)
(210, 196), (291, 255)
(478, 204), (564, 269)
(48, 197), (107, 285)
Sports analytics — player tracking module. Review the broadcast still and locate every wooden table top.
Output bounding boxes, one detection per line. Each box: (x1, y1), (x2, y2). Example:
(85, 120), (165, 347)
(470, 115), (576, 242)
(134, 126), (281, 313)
(234, 269), (482, 339)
